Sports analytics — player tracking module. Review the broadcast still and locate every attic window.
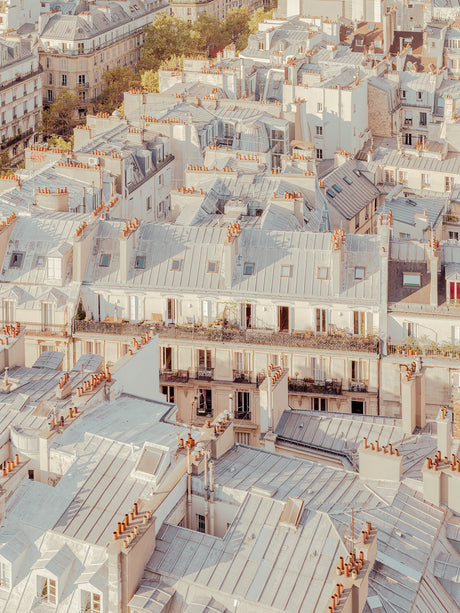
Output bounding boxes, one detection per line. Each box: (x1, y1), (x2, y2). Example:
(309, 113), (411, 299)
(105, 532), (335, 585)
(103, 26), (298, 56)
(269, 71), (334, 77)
(355, 266), (365, 280)
(135, 256), (146, 269)
(317, 267), (328, 280)
(80, 590), (101, 613)
(403, 272), (421, 287)
(243, 262), (255, 275)
(9, 252), (23, 268)
(326, 189), (336, 198)
(281, 265), (291, 278)
(99, 254), (111, 267)
(171, 259), (182, 271)
(332, 184), (342, 193)
(343, 177), (353, 185)
(207, 261), (218, 273)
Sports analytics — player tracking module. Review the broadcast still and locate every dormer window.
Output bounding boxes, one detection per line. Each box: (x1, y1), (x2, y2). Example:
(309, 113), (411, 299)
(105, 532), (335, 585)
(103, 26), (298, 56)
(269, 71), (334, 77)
(135, 256), (146, 269)
(47, 257), (62, 281)
(81, 589), (101, 612)
(0, 560), (11, 590)
(9, 252), (23, 268)
(37, 576), (56, 604)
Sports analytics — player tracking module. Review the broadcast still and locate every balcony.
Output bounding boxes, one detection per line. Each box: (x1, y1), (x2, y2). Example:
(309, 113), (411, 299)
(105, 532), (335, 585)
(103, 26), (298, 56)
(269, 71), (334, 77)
(347, 380), (368, 392)
(288, 377), (342, 395)
(23, 322), (69, 337)
(234, 411), (251, 420)
(159, 369), (189, 383)
(233, 370), (252, 383)
(388, 341), (460, 359)
(192, 368), (214, 381)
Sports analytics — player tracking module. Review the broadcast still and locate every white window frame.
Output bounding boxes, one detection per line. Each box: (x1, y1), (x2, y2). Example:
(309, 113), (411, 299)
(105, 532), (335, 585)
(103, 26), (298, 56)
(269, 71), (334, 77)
(47, 257), (62, 281)
(80, 588), (102, 613)
(37, 576), (57, 605)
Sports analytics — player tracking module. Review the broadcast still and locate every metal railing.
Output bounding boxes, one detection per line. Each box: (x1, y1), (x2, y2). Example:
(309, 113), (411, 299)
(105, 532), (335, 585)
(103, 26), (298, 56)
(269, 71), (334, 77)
(72, 320), (380, 353)
(192, 368), (214, 381)
(388, 342), (460, 359)
(347, 380), (368, 392)
(234, 411), (251, 420)
(233, 370), (252, 383)
(288, 378), (342, 395)
(159, 369), (189, 383)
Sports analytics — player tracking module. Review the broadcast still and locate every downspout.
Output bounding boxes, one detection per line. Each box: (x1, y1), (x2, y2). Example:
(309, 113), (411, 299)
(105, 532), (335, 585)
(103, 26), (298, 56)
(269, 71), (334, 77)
(204, 451), (209, 534)
(186, 445), (192, 529)
(209, 459), (215, 536)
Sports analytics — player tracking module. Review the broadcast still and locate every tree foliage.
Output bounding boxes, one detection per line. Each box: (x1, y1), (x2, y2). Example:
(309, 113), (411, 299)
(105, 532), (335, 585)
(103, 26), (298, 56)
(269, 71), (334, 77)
(40, 90), (81, 139)
(94, 66), (140, 113)
(140, 15), (195, 72)
(46, 135), (74, 151)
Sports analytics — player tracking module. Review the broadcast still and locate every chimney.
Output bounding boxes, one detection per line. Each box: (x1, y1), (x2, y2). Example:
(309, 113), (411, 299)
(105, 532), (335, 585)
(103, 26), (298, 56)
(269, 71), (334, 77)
(437, 407), (452, 458)
(223, 222), (240, 287)
(334, 150), (350, 168)
(331, 229), (345, 296)
(401, 360), (425, 433)
(444, 95), (454, 123)
(358, 438), (402, 482)
(427, 238), (440, 307)
(119, 219), (140, 283)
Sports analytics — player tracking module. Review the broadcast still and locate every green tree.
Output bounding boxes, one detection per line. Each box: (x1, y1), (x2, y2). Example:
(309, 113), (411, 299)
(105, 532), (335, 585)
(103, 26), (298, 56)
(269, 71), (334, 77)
(141, 70), (160, 93)
(95, 66), (140, 113)
(221, 7), (251, 51)
(40, 90), (81, 139)
(140, 14), (194, 72)
(248, 8), (274, 33)
(191, 14), (224, 54)
(0, 151), (13, 176)
(75, 300), (86, 321)
(46, 134), (74, 151)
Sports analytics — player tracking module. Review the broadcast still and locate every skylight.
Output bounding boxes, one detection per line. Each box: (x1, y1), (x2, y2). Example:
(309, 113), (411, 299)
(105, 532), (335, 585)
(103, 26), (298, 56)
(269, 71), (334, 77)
(207, 261), (218, 273)
(343, 177), (353, 185)
(243, 262), (255, 275)
(135, 256), (146, 269)
(171, 259), (182, 271)
(9, 252), (23, 268)
(326, 189), (336, 198)
(280, 265), (291, 278)
(332, 184), (342, 193)
(317, 267), (328, 280)
(99, 254), (111, 267)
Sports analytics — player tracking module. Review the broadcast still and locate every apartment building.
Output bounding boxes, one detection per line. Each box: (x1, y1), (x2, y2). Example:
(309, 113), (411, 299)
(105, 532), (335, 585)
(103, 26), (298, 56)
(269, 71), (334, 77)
(0, 37), (41, 164)
(38, 0), (167, 110)
(169, 0), (265, 23)
(0, 0), (39, 32)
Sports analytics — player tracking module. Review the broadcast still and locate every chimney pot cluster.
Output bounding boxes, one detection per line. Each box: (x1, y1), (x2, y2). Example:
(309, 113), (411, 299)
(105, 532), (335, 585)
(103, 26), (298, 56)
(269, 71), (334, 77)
(364, 437), (398, 456)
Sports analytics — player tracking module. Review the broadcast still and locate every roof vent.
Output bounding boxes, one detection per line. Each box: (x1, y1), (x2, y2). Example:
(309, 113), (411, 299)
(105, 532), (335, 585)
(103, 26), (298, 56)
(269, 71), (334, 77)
(279, 497), (304, 528)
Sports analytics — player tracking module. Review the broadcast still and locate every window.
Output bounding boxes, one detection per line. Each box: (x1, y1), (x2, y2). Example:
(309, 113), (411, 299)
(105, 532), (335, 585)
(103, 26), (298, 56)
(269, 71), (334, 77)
(135, 256), (145, 269)
(332, 184), (342, 193)
(48, 73), (53, 85)
(317, 102), (323, 112)
(421, 173), (430, 187)
(198, 349), (212, 369)
(243, 262), (255, 275)
(316, 126), (323, 136)
(2, 300), (15, 324)
(401, 90), (406, 99)
(42, 303), (53, 330)
(316, 308), (327, 333)
(81, 589), (101, 612)
(384, 169), (395, 184)
(162, 385), (175, 403)
(417, 91), (422, 100)
(47, 90), (53, 102)
(37, 576), (56, 604)
(280, 265), (291, 277)
(353, 311), (366, 336)
(170, 259), (182, 271)
(326, 189), (336, 198)
(406, 322), (418, 338)
(400, 232), (410, 239)
(0, 561), (10, 590)
(312, 397), (327, 411)
(197, 389), (212, 415)
(146, 195), (152, 211)
(317, 267), (328, 280)
(167, 298), (176, 324)
(446, 176), (455, 191)
(202, 300), (213, 320)
(236, 432), (251, 445)
(207, 261), (218, 273)
(449, 231), (459, 240)
(354, 267), (365, 280)
(403, 273), (421, 287)
(78, 74), (86, 85)
(9, 252), (23, 268)
(398, 171), (408, 185)
(420, 112), (427, 126)
(99, 254), (110, 267)
(235, 391), (250, 419)
(197, 514), (206, 533)
(47, 257), (62, 280)
(258, 42), (264, 50)
(354, 214), (360, 230)
(343, 176), (353, 185)
(316, 149), (323, 159)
